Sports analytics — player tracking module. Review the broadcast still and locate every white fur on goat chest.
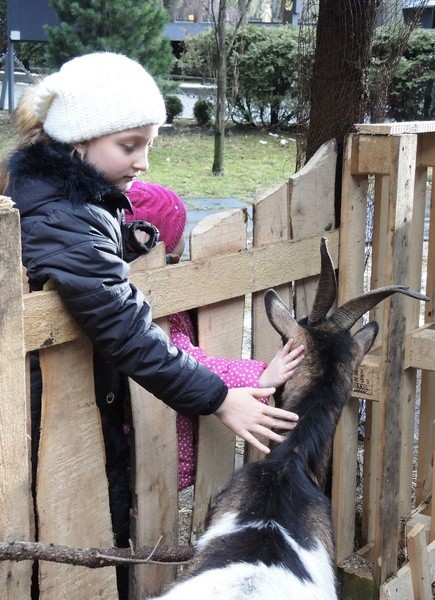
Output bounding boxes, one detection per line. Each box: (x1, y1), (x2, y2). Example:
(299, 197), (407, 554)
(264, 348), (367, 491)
(155, 511), (337, 600)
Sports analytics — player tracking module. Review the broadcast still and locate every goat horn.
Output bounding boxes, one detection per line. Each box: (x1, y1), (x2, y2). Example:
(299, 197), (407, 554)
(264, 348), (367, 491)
(330, 286), (430, 330)
(308, 237), (337, 325)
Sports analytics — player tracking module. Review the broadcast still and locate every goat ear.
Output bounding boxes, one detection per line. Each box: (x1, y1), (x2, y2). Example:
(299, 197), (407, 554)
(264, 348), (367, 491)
(351, 321), (379, 368)
(264, 289), (300, 338)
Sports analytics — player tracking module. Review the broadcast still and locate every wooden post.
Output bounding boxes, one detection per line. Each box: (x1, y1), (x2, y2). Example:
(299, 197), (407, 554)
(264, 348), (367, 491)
(290, 138), (337, 320)
(128, 245), (178, 598)
(361, 172), (383, 554)
(407, 523), (432, 600)
(192, 209), (247, 539)
(372, 133), (419, 589)
(431, 420), (435, 544)
(416, 172), (435, 507)
(249, 183), (291, 463)
(0, 198), (33, 599)
(252, 183), (291, 362)
(333, 134), (369, 563)
(37, 338), (118, 599)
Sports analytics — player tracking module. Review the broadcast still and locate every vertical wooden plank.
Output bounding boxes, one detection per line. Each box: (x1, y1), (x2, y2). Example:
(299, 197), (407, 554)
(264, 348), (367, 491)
(128, 245), (178, 598)
(407, 523), (432, 600)
(191, 210), (247, 540)
(362, 162), (426, 562)
(417, 174), (435, 506)
(333, 134), (369, 563)
(373, 133), (419, 589)
(0, 199), (33, 599)
(37, 338), (118, 599)
(361, 175), (389, 553)
(431, 421), (435, 543)
(418, 373), (435, 508)
(252, 183), (291, 363)
(248, 183), (291, 464)
(290, 138), (337, 319)
(399, 166), (426, 512)
(370, 175), (390, 328)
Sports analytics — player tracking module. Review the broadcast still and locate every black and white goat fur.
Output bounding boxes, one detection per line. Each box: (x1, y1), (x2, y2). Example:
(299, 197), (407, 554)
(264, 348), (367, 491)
(152, 238), (427, 600)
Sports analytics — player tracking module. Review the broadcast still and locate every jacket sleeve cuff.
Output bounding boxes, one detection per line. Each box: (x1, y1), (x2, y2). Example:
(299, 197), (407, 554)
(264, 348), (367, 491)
(205, 384), (228, 415)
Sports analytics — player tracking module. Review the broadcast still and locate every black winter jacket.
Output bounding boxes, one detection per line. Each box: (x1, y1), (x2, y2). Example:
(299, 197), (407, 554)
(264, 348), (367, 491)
(8, 140), (229, 599)
(7, 140), (228, 415)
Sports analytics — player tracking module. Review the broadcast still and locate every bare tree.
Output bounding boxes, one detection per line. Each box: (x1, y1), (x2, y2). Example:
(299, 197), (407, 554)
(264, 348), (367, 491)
(209, 0), (252, 175)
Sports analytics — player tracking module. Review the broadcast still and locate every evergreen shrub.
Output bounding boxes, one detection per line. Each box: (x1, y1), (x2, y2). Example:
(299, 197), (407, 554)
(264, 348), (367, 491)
(165, 95), (183, 123)
(193, 98), (214, 126)
(370, 27), (435, 122)
(180, 25), (299, 128)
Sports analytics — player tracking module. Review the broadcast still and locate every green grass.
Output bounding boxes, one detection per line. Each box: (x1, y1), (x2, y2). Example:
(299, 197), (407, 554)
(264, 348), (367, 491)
(145, 122), (297, 202)
(0, 113), (297, 202)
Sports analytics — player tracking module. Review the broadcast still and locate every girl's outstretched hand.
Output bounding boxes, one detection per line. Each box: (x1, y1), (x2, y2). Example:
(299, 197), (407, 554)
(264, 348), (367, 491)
(258, 338), (305, 388)
(214, 387), (299, 454)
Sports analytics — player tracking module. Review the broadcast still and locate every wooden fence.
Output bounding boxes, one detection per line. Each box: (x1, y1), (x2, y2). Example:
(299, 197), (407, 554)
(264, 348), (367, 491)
(0, 122), (433, 599)
(336, 121), (435, 600)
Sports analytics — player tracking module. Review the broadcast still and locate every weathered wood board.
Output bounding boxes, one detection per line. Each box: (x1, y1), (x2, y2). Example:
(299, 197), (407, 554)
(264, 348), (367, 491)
(0, 200), (33, 599)
(192, 210), (246, 540)
(128, 245), (178, 598)
(37, 338), (117, 599)
(23, 231), (340, 352)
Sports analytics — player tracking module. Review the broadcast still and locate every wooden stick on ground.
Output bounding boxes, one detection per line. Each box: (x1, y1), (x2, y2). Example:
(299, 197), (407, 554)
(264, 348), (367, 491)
(0, 540), (194, 568)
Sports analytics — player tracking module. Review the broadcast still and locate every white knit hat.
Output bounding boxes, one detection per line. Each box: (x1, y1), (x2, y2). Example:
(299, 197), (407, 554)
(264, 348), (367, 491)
(34, 52), (167, 144)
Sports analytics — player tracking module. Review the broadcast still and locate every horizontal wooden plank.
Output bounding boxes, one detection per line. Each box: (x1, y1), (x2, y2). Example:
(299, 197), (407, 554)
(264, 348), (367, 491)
(351, 128), (435, 170)
(23, 292), (83, 352)
(405, 323), (435, 371)
(355, 122), (435, 135)
(23, 230), (339, 352)
(133, 229), (339, 315)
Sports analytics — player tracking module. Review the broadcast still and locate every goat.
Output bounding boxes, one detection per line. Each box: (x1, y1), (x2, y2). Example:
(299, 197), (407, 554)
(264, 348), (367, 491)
(151, 237), (428, 600)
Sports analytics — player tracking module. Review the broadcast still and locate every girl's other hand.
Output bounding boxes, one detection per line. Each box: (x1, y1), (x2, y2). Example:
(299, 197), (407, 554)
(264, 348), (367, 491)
(214, 387), (299, 454)
(258, 338), (304, 388)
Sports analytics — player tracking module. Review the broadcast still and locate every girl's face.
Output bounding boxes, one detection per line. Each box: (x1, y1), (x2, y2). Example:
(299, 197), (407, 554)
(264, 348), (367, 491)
(74, 124), (159, 191)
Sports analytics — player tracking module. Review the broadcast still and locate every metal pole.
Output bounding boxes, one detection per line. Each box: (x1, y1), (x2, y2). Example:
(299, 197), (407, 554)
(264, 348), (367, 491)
(7, 38), (15, 113)
(0, 52), (7, 110)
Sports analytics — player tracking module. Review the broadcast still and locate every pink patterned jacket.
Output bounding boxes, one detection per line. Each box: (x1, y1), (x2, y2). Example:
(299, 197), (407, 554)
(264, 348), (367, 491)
(170, 312), (267, 490)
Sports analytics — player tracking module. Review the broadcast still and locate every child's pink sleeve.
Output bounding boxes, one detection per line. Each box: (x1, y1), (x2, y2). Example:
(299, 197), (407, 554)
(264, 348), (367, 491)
(172, 330), (267, 388)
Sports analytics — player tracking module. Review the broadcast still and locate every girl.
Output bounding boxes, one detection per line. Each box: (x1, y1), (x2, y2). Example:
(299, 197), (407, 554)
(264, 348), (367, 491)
(1, 52), (301, 598)
(125, 180), (305, 489)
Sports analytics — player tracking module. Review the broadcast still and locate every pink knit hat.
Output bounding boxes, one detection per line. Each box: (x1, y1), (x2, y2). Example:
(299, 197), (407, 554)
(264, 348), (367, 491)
(126, 181), (187, 253)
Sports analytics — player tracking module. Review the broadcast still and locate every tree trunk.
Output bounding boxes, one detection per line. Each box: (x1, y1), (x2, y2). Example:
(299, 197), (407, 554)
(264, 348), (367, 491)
(213, 60), (226, 175)
(212, 0), (227, 175)
(305, 0), (377, 221)
(211, 0), (251, 175)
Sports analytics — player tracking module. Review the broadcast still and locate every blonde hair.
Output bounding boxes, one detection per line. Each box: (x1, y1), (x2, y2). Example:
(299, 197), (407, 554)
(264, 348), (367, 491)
(0, 81), (50, 194)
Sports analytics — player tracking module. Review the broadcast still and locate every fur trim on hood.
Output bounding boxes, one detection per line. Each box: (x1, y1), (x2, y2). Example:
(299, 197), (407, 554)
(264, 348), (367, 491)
(7, 140), (131, 211)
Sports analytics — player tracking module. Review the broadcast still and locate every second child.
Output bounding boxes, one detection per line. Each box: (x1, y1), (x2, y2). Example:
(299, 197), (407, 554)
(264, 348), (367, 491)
(125, 180), (305, 489)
